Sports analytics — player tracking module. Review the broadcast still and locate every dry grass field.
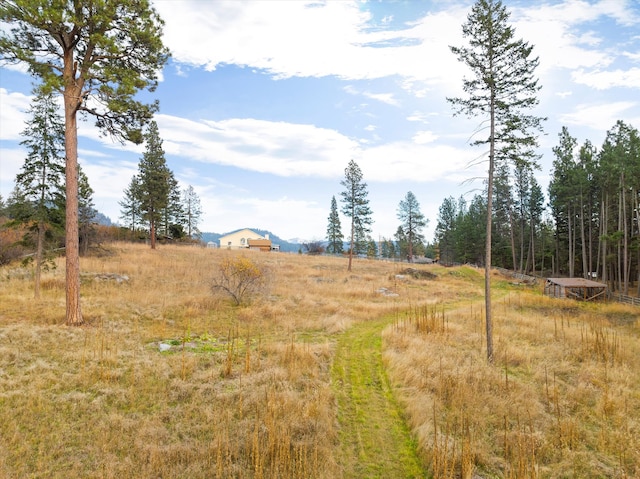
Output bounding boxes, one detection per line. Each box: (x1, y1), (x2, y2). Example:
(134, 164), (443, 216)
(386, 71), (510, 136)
(0, 242), (638, 478)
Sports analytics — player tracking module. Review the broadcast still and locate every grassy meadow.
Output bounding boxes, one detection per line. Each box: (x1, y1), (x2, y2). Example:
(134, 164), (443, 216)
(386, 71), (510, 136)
(0, 242), (638, 478)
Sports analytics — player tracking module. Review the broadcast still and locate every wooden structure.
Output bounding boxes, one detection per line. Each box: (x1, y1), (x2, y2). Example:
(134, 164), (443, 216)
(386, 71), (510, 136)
(248, 238), (272, 252)
(544, 278), (607, 301)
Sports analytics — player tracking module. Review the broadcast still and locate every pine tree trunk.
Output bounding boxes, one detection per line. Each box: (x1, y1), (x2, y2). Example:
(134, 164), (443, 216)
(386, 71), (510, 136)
(580, 194), (588, 278)
(567, 206), (575, 278)
(509, 208), (517, 271)
(63, 47), (83, 326)
(617, 185), (623, 293)
(588, 194), (594, 280)
(621, 173), (629, 295)
(485, 104), (495, 364)
(529, 217), (535, 276)
(601, 193), (608, 288)
(35, 220), (44, 300)
(150, 218), (157, 250)
(636, 192), (640, 296)
(347, 220), (354, 272)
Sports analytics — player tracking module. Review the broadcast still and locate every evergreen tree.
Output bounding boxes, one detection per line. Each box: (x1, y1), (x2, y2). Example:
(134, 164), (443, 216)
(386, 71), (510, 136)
(493, 160), (516, 269)
(326, 195), (344, 254)
(78, 166), (96, 256)
(14, 89), (66, 299)
(182, 185), (202, 239)
(0, 0), (170, 325)
(340, 160), (373, 271)
(394, 225), (408, 260)
(597, 121), (640, 294)
(448, 0), (545, 362)
(397, 191), (427, 262)
(137, 121), (170, 249)
(160, 171), (183, 239)
(575, 140), (599, 280)
(513, 160), (533, 273)
(366, 236), (378, 258)
(119, 176), (143, 232)
(464, 194), (488, 265)
(549, 126), (578, 277)
(380, 237), (396, 259)
(527, 176), (545, 275)
(435, 196), (457, 265)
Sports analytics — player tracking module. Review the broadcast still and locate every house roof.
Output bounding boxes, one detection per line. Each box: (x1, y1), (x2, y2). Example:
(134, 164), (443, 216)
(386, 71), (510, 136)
(219, 228), (263, 240)
(248, 239), (271, 246)
(546, 278), (606, 288)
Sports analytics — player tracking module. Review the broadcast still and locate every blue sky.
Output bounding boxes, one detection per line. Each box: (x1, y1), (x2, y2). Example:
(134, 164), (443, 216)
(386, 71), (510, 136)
(1, 0), (639, 243)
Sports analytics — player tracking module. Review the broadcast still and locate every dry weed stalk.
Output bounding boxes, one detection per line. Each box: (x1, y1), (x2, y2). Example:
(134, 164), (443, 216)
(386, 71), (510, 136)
(384, 289), (640, 478)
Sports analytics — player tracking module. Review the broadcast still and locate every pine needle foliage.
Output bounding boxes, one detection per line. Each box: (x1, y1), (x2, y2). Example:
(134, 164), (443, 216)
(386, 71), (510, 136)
(448, 0), (545, 362)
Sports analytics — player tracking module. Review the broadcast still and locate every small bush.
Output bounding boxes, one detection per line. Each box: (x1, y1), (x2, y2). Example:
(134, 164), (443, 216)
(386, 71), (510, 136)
(211, 255), (269, 305)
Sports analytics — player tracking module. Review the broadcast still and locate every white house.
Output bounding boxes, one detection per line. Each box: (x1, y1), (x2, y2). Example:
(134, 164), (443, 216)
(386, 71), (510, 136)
(219, 228), (271, 250)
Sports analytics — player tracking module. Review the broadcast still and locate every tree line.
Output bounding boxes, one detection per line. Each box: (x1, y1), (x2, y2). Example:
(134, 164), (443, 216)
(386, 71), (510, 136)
(433, 119), (640, 297)
(119, 121), (203, 249)
(0, 92), (204, 297)
(325, 160), (430, 269)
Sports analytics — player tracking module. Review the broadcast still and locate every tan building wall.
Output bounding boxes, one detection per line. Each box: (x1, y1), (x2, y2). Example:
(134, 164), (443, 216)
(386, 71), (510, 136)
(219, 229), (267, 249)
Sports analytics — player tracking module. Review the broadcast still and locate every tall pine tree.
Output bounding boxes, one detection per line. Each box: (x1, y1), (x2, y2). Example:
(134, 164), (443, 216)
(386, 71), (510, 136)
(340, 160), (373, 271)
(14, 89), (66, 299)
(397, 191), (427, 262)
(182, 185), (202, 240)
(448, 0), (545, 362)
(78, 166), (96, 256)
(326, 195), (343, 254)
(137, 121), (170, 249)
(119, 176), (143, 232)
(0, 0), (169, 325)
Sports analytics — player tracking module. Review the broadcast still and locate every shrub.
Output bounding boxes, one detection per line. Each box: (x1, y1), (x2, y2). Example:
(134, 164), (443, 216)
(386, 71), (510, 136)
(211, 255), (269, 305)
(0, 221), (29, 265)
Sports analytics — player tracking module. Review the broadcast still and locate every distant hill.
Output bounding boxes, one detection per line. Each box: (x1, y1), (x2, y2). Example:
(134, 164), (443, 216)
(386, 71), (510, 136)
(200, 228), (302, 253)
(94, 211), (114, 226)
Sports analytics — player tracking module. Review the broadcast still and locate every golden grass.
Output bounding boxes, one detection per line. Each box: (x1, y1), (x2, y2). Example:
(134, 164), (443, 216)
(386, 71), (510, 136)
(384, 289), (640, 478)
(0, 243), (434, 478)
(0, 242), (638, 478)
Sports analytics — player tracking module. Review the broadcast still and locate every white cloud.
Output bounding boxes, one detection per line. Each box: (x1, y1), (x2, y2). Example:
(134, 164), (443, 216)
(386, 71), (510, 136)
(0, 88), (30, 140)
(559, 101), (638, 132)
(513, 6), (612, 74)
(344, 85), (399, 105)
(154, 0), (467, 89)
(363, 91), (399, 106)
(156, 113), (358, 177)
(361, 141), (483, 184)
(152, 0), (639, 110)
(412, 130), (438, 145)
(572, 67), (640, 89)
(80, 159), (137, 201)
(0, 147), (25, 198)
(153, 112), (481, 185)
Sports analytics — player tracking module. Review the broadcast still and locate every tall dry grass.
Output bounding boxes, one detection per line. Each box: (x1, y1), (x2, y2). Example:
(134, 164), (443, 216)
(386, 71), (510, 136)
(1, 243), (638, 478)
(0, 243), (438, 478)
(384, 286), (640, 478)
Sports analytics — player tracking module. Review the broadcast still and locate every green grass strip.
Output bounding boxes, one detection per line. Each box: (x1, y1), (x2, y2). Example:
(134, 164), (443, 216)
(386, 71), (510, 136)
(331, 315), (427, 478)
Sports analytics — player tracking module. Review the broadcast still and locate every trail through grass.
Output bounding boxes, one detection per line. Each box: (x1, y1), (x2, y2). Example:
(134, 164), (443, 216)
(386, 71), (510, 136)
(332, 314), (427, 478)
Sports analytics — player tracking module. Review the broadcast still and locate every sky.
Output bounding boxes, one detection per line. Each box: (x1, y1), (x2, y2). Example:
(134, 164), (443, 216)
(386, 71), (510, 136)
(1, 0), (639, 243)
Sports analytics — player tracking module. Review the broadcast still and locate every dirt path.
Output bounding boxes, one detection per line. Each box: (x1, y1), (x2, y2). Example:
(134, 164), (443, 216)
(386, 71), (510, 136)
(331, 315), (427, 478)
